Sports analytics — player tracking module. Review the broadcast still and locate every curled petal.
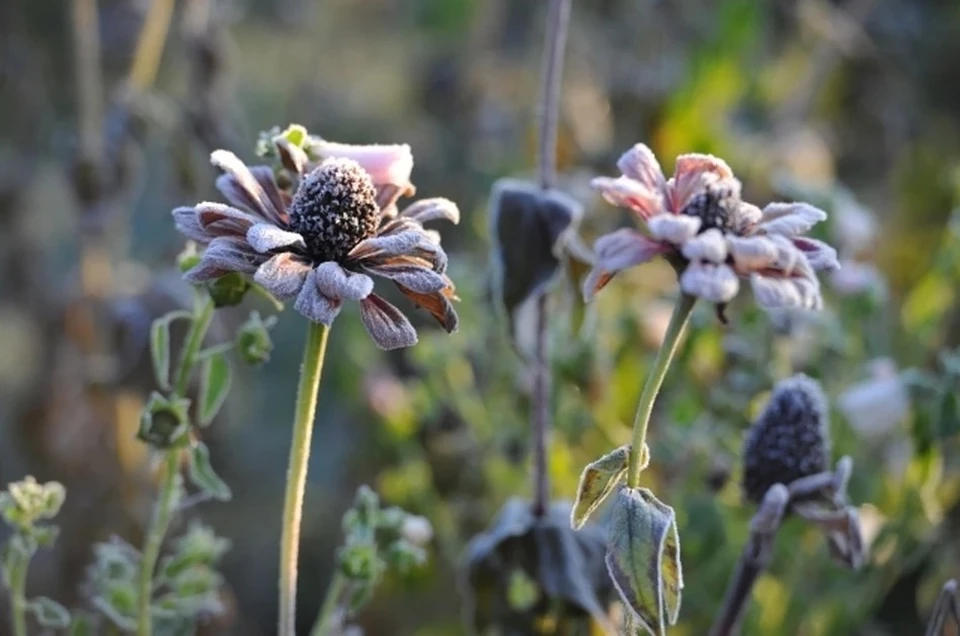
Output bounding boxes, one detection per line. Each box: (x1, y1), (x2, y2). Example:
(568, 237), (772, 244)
(195, 202), (262, 238)
(363, 260), (448, 293)
(647, 214), (701, 244)
(312, 141), (414, 208)
(728, 235), (780, 272)
(616, 144), (666, 193)
(680, 262), (739, 303)
(359, 294), (418, 350)
(275, 138), (309, 177)
(253, 253), (312, 300)
(670, 153), (738, 211)
(349, 230), (430, 261)
(681, 228), (728, 263)
(294, 269), (342, 325)
(172, 207), (210, 243)
(750, 273), (823, 310)
(792, 237), (840, 272)
(400, 197), (461, 225)
(583, 229), (667, 301)
(591, 176), (664, 220)
(211, 150), (284, 222)
(397, 285), (459, 333)
(246, 223), (305, 253)
(758, 202), (828, 236)
(313, 261), (374, 300)
(185, 237), (264, 282)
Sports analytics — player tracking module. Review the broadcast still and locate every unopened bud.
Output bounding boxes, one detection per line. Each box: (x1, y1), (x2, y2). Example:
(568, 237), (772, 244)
(138, 392), (192, 449)
(236, 311), (276, 366)
(207, 272), (251, 308)
(400, 515), (433, 547)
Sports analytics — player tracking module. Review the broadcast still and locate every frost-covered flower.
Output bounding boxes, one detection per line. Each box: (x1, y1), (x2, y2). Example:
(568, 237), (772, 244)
(173, 142), (459, 350)
(584, 144), (839, 310)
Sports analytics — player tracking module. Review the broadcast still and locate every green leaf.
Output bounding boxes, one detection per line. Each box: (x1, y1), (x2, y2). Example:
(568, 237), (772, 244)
(198, 352), (231, 427)
(187, 442), (232, 501)
(571, 444), (647, 530)
(68, 612), (98, 636)
(33, 524), (60, 548)
(29, 596), (71, 628)
(151, 317), (172, 391)
(605, 487), (683, 636)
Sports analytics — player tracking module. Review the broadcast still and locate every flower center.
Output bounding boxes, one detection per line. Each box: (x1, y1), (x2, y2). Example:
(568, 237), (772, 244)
(287, 158), (380, 262)
(681, 182), (738, 234)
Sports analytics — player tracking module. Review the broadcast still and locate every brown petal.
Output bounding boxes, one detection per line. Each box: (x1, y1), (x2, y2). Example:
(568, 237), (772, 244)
(364, 260), (448, 293)
(314, 261), (374, 300)
(211, 150), (284, 222)
(359, 294), (419, 350)
(275, 138), (308, 177)
(293, 269), (342, 325)
(670, 154), (738, 212)
(172, 207), (211, 243)
(195, 202), (262, 238)
(396, 285), (459, 333)
(400, 197), (461, 225)
(253, 252), (312, 300)
(184, 237), (264, 282)
(246, 223), (305, 253)
(583, 229), (667, 301)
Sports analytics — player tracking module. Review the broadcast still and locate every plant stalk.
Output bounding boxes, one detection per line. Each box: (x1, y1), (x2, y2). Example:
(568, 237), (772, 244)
(626, 293), (696, 487)
(310, 571), (348, 636)
(8, 554), (28, 636)
(279, 321), (332, 636)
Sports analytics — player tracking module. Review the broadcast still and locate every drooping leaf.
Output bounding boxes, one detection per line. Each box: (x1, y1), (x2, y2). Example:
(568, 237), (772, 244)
(605, 487), (683, 636)
(572, 444), (648, 530)
(149, 311), (191, 391)
(29, 597), (71, 628)
(187, 442), (232, 501)
(198, 352), (231, 427)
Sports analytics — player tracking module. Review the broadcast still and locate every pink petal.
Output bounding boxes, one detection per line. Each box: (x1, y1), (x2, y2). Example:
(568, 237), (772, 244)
(670, 153), (737, 211)
(647, 214), (701, 244)
(210, 150), (284, 222)
(680, 228), (728, 263)
(311, 140), (414, 202)
(582, 229), (667, 301)
(792, 237), (840, 272)
(293, 269), (342, 325)
(359, 294), (419, 350)
(680, 262), (740, 303)
(253, 253), (312, 300)
(313, 261), (374, 300)
(246, 223), (305, 253)
(616, 144), (666, 192)
(758, 202), (827, 237)
(591, 176), (664, 220)
(400, 198), (460, 225)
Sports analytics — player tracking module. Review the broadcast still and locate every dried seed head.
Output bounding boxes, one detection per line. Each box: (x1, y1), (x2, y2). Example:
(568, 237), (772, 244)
(742, 374), (830, 504)
(288, 158), (380, 262)
(681, 181), (739, 234)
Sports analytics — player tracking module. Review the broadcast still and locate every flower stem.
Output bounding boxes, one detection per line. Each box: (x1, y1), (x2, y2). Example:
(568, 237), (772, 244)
(8, 553), (28, 636)
(279, 321), (332, 636)
(626, 293), (696, 487)
(531, 292), (551, 517)
(310, 571), (348, 636)
(136, 295), (214, 636)
(537, 0), (572, 191)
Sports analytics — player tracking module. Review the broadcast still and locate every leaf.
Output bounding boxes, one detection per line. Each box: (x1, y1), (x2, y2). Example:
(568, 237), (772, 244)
(198, 352), (231, 427)
(605, 487), (683, 636)
(572, 444), (649, 530)
(187, 442), (232, 501)
(29, 596), (71, 628)
(936, 388), (960, 440)
(68, 612), (98, 636)
(149, 311), (191, 391)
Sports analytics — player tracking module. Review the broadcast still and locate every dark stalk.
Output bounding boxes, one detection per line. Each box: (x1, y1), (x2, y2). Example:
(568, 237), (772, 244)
(531, 0), (572, 517)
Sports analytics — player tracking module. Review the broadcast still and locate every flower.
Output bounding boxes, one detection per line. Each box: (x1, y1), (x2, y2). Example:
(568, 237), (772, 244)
(584, 144), (840, 311)
(173, 142), (460, 350)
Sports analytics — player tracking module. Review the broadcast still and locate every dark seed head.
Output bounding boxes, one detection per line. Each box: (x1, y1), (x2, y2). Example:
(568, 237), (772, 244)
(742, 374), (830, 504)
(288, 158), (380, 262)
(681, 181), (739, 234)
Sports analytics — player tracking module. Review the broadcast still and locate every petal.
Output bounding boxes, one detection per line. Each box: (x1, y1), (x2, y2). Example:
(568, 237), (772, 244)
(750, 273), (823, 310)
(680, 262), (740, 303)
(616, 144), (666, 192)
(348, 229), (447, 272)
(359, 294), (419, 350)
(312, 141), (414, 208)
(275, 138), (309, 176)
(758, 202), (828, 236)
(195, 202), (262, 237)
(246, 223), (305, 253)
(396, 285), (458, 333)
(681, 228), (728, 263)
(670, 153), (738, 211)
(647, 214), (701, 244)
(582, 229), (667, 301)
(313, 261), (374, 300)
(210, 150), (284, 222)
(673, 153), (735, 182)
(728, 235), (780, 271)
(293, 269), (342, 324)
(363, 259), (448, 293)
(172, 206), (210, 243)
(253, 252), (312, 300)
(591, 176), (664, 220)
(184, 237), (264, 282)
(792, 237), (840, 272)
(399, 198), (461, 225)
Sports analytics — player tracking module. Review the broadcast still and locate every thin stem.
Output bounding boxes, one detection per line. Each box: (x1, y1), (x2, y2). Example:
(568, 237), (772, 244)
(531, 292), (550, 517)
(626, 293), (696, 487)
(71, 0), (104, 165)
(9, 554), (28, 636)
(537, 0), (573, 190)
(136, 295), (214, 636)
(129, 0), (178, 92)
(279, 321), (332, 636)
(310, 571), (348, 636)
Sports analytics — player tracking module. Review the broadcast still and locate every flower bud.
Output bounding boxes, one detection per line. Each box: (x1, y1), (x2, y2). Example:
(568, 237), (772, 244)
(399, 515), (433, 547)
(207, 272), (251, 308)
(235, 311), (276, 366)
(138, 392), (192, 449)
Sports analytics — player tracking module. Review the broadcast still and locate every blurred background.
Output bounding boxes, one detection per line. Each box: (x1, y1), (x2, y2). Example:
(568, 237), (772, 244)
(2, 0), (960, 633)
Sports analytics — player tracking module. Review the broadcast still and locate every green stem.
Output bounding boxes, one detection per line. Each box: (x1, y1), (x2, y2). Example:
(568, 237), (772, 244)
(136, 295), (215, 636)
(9, 554), (28, 636)
(626, 293), (697, 487)
(310, 571), (348, 636)
(279, 321), (332, 636)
